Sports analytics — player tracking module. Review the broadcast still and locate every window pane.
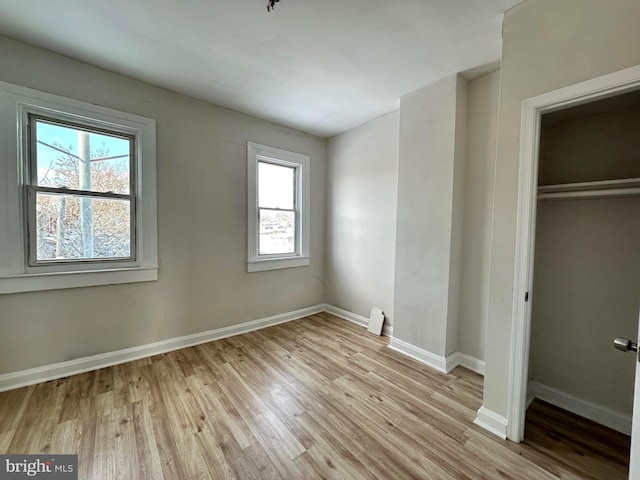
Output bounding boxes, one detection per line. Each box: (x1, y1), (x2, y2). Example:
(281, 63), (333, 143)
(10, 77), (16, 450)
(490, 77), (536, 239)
(35, 119), (131, 194)
(259, 209), (295, 255)
(35, 192), (131, 261)
(258, 161), (294, 209)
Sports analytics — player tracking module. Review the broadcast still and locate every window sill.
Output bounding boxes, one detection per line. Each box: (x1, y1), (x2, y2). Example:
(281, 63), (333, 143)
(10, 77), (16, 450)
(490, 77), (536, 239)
(0, 267), (158, 294)
(247, 256), (310, 272)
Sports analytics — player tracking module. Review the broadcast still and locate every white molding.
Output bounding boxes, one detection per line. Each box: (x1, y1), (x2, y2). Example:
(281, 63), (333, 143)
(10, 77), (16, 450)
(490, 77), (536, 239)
(323, 304), (393, 337)
(0, 267), (158, 295)
(475, 406), (508, 440)
(446, 352), (485, 375)
(324, 306), (485, 376)
(508, 81), (542, 443)
(529, 381), (632, 436)
(508, 64), (640, 443)
(0, 304), (325, 392)
(388, 337), (447, 373)
(247, 256), (310, 272)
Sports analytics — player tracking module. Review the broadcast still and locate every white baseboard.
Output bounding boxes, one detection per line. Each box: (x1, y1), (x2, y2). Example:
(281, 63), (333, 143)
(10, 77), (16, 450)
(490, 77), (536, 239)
(474, 406), (508, 439)
(528, 381), (632, 436)
(0, 303), (483, 394)
(385, 337), (485, 376)
(445, 352), (485, 375)
(388, 337), (448, 373)
(323, 304), (393, 337)
(526, 389), (536, 409)
(0, 304), (325, 392)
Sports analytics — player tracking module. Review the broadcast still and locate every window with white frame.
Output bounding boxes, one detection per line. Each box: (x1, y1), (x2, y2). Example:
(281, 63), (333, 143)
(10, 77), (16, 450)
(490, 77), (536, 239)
(247, 142), (310, 272)
(0, 81), (158, 294)
(27, 116), (136, 265)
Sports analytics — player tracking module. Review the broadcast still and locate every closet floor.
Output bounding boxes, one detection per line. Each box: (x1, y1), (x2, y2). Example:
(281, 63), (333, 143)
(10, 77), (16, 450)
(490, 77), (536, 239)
(524, 399), (630, 479)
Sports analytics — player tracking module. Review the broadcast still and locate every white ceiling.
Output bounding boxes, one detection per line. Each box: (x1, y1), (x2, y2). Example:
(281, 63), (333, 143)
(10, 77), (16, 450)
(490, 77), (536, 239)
(0, 0), (523, 137)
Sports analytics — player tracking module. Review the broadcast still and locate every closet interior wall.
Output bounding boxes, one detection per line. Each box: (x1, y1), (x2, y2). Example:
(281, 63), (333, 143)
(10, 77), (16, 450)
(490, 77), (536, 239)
(530, 90), (640, 426)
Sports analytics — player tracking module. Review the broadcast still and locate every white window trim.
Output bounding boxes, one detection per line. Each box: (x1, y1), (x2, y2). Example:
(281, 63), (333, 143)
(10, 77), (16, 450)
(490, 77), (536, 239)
(0, 81), (158, 294)
(247, 142), (310, 272)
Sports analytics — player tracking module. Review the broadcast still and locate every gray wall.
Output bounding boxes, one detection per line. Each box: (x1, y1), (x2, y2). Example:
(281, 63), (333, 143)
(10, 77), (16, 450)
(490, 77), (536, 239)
(446, 77), (468, 356)
(531, 197), (640, 415)
(484, 0), (640, 416)
(458, 70), (500, 361)
(325, 70), (500, 364)
(0, 35), (326, 375)
(325, 111), (399, 325)
(539, 93), (640, 185)
(394, 75), (467, 357)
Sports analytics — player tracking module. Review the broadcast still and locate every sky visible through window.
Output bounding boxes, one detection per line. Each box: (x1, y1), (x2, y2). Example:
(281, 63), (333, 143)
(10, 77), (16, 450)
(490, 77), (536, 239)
(258, 161), (294, 209)
(34, 121), (132, 261)
(258, 161), (296, 255)
(36, 121), (130, 189)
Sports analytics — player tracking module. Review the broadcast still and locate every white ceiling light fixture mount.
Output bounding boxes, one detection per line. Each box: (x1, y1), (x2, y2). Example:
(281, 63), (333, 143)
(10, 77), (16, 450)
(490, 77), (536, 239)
(266, 0), (281, 12)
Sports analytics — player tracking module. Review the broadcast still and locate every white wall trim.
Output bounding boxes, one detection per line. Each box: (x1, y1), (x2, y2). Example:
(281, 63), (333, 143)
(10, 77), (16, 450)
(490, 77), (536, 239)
(0, 267), (158, 295)
(323, 304), (393, 337)
(322, 306), (485, 376)
(388, 337), (448, 373)
(0, 304), (325, 392)
(0, 303), (484, 395)
(529, 381), (632, 436)
(474, 406), (508, 440)
(446, 352), (485, 375)
(507, 64), (640, 443)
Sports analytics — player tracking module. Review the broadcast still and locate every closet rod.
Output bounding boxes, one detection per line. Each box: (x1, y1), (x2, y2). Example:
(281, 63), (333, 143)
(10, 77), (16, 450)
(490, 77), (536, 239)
(538, 187), (640, 201)
(538, 178), (640, 194)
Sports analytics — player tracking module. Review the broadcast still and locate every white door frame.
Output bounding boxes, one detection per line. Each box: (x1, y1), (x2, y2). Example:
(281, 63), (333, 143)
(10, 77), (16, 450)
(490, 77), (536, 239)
(508, 64), (640, 443)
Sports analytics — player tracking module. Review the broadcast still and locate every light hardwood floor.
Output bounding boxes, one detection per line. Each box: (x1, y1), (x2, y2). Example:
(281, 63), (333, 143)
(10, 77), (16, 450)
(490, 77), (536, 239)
(0, 313), (630, 479)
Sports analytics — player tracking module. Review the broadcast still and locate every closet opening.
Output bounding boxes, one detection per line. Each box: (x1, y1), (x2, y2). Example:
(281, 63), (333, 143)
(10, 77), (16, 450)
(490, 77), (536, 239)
(525, 89), (640, 477)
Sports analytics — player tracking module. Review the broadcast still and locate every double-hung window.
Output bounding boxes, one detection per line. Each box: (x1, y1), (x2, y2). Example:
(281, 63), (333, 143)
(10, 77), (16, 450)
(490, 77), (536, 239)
(0, 81), (158, 294)
(247, 142), (310, 272)
(27, 116), (136, 265)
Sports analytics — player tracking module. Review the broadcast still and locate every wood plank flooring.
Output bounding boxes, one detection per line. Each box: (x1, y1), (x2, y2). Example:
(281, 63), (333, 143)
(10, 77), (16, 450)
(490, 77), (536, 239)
(0, 313), (630, 479)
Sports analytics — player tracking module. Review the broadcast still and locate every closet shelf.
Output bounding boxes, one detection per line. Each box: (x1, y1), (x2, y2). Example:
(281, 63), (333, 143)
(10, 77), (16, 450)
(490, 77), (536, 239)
(538, 178), (640, 200)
